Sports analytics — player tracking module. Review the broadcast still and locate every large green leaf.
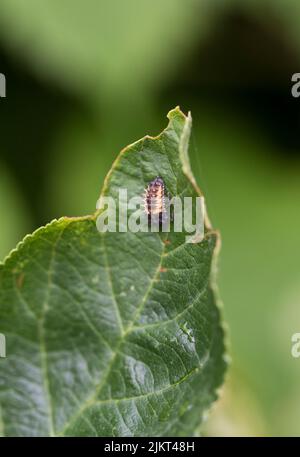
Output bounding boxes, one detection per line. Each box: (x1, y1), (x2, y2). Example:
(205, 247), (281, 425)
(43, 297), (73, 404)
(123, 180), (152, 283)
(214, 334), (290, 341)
(0, 108), (226, 437)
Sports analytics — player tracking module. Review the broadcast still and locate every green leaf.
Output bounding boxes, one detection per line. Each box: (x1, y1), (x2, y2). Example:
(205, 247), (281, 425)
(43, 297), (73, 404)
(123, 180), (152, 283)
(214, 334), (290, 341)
(0, 108), (226, 437)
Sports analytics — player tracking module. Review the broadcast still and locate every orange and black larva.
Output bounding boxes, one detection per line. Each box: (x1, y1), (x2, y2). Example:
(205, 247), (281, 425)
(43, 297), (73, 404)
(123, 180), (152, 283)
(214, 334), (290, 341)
(143, 177), (168, 222)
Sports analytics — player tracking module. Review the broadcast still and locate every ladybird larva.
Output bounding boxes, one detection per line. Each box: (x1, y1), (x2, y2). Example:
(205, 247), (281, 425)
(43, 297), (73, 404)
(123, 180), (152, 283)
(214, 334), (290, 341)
(143, 176), (167, 221)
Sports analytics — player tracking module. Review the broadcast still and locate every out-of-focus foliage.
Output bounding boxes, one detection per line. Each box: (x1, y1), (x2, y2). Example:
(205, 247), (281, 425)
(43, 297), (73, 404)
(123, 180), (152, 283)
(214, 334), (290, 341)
(0, 0), (300, 436)
(45, 108), (160, 218)
(0, 164), (31, 261)
(189, 105), (300, 435)
(0, 0), (210, 102)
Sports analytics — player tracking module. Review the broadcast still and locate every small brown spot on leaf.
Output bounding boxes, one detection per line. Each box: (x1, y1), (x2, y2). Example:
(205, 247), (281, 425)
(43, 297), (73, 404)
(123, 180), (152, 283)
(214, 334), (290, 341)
(163, 239), (171, 245)
(16, 273), (24, 289)
(160, 267), (167, 273)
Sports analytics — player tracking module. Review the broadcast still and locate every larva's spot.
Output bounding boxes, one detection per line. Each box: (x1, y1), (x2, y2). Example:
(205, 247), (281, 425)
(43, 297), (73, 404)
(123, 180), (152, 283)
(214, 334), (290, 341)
(160, 267), (168, 273)
(163, 239), (171, 245)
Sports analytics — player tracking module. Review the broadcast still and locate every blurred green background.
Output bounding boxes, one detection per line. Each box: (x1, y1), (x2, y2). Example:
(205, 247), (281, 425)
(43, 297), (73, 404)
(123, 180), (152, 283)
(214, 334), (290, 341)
(0, 0), (300, 436)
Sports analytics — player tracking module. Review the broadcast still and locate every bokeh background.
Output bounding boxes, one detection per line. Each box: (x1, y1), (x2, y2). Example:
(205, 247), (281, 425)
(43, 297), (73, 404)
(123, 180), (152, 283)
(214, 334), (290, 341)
(0, 0), (300, 436)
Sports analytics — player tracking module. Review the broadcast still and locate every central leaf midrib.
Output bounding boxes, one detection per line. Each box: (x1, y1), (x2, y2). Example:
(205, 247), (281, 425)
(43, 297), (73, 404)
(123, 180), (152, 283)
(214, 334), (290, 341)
(39, 226), (67, 437)
(58, 228), (166, 436)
